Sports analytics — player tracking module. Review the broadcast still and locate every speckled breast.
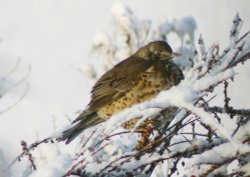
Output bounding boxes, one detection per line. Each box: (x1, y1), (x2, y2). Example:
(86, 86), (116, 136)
(97, 65), (172, 119)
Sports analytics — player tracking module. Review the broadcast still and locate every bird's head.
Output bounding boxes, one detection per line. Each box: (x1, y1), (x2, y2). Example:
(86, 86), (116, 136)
(135, 41), (180, 61)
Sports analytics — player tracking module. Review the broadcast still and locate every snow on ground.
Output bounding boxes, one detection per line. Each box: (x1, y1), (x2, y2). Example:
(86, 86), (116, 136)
(0, 0), (249, 176)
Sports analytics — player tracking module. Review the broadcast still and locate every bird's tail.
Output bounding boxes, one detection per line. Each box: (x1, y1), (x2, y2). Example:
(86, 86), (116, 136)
(61, 112), (103, 144)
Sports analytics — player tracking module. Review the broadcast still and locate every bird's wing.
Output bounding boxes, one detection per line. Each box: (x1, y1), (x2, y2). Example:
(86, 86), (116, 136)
(87, 56), (152, 113)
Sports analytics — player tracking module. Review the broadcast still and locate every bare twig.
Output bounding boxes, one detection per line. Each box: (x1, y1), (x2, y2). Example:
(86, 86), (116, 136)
(0, 64), (31, 115)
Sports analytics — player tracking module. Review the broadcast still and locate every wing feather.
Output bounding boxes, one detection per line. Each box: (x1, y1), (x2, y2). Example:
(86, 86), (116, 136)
(88, 56), (152, 112)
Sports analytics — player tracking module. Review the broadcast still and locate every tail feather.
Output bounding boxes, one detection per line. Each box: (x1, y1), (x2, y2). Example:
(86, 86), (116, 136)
(61, 112), (103, 144)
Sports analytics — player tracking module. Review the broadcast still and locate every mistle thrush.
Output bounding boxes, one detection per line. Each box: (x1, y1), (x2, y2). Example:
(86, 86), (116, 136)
(62, 41), (184, 144)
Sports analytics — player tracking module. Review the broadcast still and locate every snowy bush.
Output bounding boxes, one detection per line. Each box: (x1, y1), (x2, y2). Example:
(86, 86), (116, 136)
(12, 3), (250, 177)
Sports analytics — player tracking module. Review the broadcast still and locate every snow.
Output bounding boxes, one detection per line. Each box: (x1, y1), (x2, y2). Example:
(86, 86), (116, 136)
(73, 63), (97, 79)
(230, 13), (243, 45)
(238, 36), (250, 59)
(193, 69), (235, 90)
(173, 16), (196, 44)
(92, 32), (111, 49)
(234, 120), (250, 141)
(111, 2), (134, 33)
(233, 163), (250, 175)
(186, 141), (250, 176)
(21, 143), (71, 177)
(0, 0), (250, 177)
(178, 102), (234, 141)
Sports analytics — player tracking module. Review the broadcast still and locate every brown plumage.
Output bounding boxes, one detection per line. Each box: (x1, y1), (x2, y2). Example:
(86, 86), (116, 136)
(61, 41), (184, 144)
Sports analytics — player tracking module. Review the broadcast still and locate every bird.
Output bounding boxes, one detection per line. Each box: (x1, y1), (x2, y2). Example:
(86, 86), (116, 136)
(61, 41), (184, 144)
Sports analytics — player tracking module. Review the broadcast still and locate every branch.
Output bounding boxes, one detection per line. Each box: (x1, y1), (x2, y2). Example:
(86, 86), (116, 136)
(208, 106), (250, 118)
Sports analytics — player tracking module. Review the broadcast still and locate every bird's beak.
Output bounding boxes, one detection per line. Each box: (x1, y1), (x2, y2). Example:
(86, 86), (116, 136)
(160, 51), (172, 60)
(160, 51), (181, 60)
(172, 52), (181, 58)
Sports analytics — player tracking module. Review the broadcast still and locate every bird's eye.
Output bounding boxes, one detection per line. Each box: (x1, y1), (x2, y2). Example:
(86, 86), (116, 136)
(154, 51), (160, 56)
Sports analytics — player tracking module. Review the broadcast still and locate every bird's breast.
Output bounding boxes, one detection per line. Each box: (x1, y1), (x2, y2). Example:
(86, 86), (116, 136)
(97, 66), (171, 119)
